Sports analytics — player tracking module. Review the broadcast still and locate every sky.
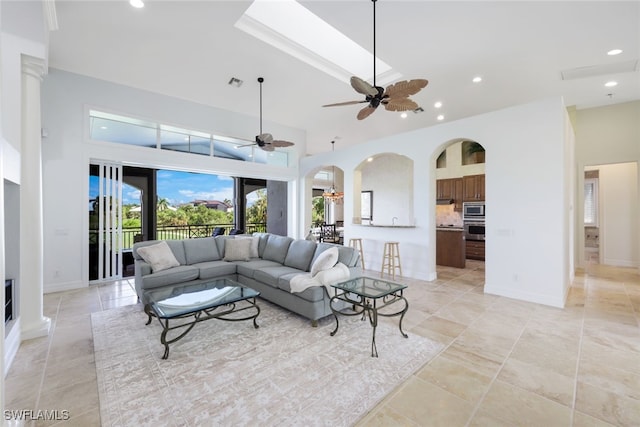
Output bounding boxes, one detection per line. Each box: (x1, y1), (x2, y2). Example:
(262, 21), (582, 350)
(90, 169), (240, 208)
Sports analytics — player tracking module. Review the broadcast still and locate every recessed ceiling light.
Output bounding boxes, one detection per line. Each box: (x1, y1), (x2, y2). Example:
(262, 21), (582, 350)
(367, 157), (373, 162)
(437, 115), (444, 121)
(129, 0), (144, 9)
(607, 49), (623, 56)
(400, 112), (408, 119)
(472, 76), (482, 83)
(100, 126), (108, 130)
(434, 101), (442, 108)
(605, 81), (618, 87)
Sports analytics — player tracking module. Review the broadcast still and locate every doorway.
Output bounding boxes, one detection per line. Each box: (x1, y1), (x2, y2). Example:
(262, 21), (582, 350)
(582, 162), (638, 268)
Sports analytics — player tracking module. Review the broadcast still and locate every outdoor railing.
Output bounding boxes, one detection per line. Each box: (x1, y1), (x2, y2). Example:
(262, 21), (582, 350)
(90, 223), (267, 250)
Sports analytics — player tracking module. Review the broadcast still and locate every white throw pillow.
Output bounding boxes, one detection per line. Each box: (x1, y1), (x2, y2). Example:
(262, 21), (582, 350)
(137, 241), (180, 273)
(223, 238), (252, 262)
(235, 235), (260, 258)
(310, 246), (339, 277)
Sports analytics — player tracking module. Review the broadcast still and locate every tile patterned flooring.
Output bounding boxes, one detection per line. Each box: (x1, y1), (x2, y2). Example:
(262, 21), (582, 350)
(4, 261), (640, 426)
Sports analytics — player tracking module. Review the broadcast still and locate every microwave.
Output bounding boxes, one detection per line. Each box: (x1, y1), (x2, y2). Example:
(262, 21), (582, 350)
(463, 202), (485, 221)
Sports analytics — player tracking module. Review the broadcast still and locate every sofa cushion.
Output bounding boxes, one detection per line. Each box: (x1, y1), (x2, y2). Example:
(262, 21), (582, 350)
(136, 241), (181, 273)
(253, 233), (270, 257)
(141, 265), (199, 290)
(223, 238), (252, 262)
(310, 246), (339, 277)
(183, 237), (221, 264)
(253, 265), (304, 288)
(133, 240), (187, 265)
(283, 239), (317, 271)
(195, 260), (238, 280)
(236, 259), (285, 279)
(262, 235), (294, 264)
(277, 273), (327, 302)
(234, 235), (260, 258)
(313, 243), (360, 269)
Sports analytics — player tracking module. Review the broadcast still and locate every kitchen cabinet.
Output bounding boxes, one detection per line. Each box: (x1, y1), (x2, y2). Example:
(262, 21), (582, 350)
(436, 229), (466, 268)
(465, 240), (485, 261)
(463, 174), (485, 201)
(437, 178), (463, 211)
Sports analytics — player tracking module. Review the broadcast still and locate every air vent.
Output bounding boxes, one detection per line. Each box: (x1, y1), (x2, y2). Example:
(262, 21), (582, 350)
(228, 77), (243, 87)
(561, 60), (638, 80)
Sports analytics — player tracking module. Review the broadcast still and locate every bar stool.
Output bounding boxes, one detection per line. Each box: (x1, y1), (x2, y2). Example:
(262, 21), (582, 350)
(381, 241), (402, 279)
(349, 238), (365, 269)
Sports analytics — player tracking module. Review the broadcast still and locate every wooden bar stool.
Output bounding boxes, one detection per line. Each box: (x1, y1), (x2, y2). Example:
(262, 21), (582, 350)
(349, 238), (365, 269)
(381, 241), (402, 279)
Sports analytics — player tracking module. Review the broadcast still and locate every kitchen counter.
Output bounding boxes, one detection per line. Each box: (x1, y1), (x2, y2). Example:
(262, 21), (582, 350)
(366, 224), (416, 228)
(436, 226), (463, 232)
(436, 228), (466, 268)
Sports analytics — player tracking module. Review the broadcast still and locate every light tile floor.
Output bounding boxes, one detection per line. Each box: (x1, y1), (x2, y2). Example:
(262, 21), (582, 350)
(4, 261), (640, 426)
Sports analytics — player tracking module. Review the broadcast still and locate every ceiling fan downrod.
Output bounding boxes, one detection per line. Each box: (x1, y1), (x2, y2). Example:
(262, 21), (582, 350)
(372, 0), (377, 88)
(258, 77), (264, 135)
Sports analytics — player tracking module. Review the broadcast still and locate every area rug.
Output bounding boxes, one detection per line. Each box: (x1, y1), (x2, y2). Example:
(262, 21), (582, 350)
(92, 300), (443, 427)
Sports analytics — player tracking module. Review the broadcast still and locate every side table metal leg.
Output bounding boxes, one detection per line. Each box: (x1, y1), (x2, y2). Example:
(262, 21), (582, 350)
(368, 307), (378, 358)
(398, 297), (409, 338)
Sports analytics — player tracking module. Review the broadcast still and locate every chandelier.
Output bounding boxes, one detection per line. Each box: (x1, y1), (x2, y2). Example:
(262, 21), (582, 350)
(323, 141), (344, 201)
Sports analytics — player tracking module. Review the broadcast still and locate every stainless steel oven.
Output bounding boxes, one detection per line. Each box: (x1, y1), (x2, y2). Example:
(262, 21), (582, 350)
(464, 221), (485, 241)
(463, 201), (485, 221)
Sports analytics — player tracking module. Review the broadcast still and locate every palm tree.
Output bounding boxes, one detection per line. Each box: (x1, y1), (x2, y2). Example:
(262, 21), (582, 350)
(157, 197), (170, 211)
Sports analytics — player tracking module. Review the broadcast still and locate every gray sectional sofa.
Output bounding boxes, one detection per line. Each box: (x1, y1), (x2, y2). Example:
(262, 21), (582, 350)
(132, 233), (362, 325)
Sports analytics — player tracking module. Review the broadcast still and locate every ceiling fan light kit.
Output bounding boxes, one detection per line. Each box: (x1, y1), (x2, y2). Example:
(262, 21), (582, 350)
(322, 0), (429, 120)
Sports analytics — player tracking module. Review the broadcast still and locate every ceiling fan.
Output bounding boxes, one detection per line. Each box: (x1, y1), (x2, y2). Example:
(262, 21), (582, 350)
(322, 0), (428, 120)
(251, 77), (295, 151)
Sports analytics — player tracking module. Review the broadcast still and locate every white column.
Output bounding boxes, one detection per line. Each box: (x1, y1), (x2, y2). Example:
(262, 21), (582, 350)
(19, 55), (51, 340)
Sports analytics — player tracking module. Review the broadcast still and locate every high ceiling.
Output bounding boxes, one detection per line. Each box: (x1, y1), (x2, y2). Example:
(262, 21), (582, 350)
(48, 1), (639, 155)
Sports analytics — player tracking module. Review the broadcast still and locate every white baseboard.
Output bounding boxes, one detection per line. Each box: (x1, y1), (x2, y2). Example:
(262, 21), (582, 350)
(4, 318), (21, 377)
(603, 258), (638, 268)
(484, 282), (565, 308)
(44, 280), (85, 294)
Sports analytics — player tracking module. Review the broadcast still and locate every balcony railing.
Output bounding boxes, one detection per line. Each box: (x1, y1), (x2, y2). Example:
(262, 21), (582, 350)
(90, 223), (267, 250)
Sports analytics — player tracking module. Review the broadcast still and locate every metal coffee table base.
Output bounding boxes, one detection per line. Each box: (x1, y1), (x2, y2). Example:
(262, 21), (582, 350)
(144, 299), (260, 359)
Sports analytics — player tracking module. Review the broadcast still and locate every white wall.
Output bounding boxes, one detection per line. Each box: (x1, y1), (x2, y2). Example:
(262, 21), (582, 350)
(40, 69), (305, 292)
(301, 97), (572, 307)
(359, 154), (413, 226)
(599, 162), (638, 267)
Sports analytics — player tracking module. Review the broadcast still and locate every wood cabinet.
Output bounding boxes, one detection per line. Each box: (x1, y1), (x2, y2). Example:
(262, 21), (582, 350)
(465, 240), (485, 261)
(436, 229), (466, 268)
(437, 178), (463, 211)
(463, 174), (485, 201)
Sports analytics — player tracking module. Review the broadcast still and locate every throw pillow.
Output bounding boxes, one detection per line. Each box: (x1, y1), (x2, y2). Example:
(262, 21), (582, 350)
(235, 235), (260, 258)
(223, 238), (252, 262)
(136, 241), (180, 273)
(310, 246), (339, 277)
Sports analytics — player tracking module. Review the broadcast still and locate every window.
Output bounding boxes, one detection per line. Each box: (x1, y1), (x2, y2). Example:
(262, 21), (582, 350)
(88, 110), (289, 166)
(584, 178), (598, 226)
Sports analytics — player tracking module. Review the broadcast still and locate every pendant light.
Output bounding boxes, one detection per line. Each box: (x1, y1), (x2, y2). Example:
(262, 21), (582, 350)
(323, 141), (344, 201)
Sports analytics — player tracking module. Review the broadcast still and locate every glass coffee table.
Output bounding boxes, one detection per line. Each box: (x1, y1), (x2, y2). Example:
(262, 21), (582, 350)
(329, 276), (408, 357)
(143, 278), (260, 359)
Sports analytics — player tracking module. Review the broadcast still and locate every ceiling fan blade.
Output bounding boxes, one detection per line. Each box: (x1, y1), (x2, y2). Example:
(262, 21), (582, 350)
(322, 100), (368, 107)
(258, 133), (274, 144)
(384, 79), (429, 98)
(270, 140), (295, 148)
(383, 98), (419, 112)
(357, 106), (377, 120)
(260, 144), (275, 152)
(350, 76), (378, 97)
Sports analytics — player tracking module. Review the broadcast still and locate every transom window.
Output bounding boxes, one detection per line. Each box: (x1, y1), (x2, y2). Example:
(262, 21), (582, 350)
(88, 110), (288, 166)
